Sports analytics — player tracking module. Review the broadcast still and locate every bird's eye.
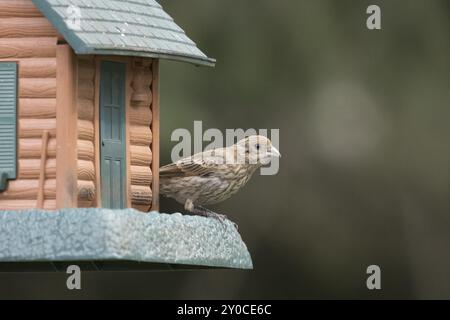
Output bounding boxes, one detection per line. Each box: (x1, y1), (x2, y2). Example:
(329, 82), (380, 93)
(256, 144), (260, 150)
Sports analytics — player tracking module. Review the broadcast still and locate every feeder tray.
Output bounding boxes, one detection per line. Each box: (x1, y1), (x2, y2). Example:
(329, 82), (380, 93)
(0, 209), (253, 272)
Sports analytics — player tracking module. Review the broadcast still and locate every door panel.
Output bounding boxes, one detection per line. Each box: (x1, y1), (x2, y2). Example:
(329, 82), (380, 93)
(100, 61), (127, 209)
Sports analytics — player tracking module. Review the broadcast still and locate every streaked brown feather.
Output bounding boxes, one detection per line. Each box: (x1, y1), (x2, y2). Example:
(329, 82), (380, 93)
(159, 161), (216, 178)
(160, 148), (229, 178)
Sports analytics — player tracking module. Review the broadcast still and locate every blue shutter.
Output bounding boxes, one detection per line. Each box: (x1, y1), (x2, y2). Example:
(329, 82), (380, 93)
(0, 62), (17, 191)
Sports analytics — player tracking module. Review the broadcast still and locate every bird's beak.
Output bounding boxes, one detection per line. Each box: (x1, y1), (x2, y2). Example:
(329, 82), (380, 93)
(270, 146), (281, 158)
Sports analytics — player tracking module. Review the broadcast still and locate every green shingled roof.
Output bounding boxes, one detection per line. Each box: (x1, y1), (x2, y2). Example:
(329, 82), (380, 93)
(32, 0), (215, 66)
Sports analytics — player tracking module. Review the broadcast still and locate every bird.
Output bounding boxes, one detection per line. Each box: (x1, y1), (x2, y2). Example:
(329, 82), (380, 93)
(159, 135), (281, 224)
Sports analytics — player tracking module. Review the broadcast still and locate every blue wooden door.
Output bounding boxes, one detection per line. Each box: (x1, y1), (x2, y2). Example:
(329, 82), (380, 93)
(100, 61), (127, 209)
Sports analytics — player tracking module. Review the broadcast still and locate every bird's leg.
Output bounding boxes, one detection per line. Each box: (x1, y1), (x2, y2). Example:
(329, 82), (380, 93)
(184, 198), (195, 212)
(196, 206), (239, 230)
(195, 206), (227, 222)
(184, 199), (238, 229)
(184, 199), (214, 218)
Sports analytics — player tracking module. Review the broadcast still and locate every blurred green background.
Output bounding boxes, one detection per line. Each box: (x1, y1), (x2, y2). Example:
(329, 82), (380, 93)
(1, 0), (449, 299)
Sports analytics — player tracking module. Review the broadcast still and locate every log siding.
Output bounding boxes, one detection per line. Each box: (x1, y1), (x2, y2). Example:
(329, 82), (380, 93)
(0, 0), (58, 210)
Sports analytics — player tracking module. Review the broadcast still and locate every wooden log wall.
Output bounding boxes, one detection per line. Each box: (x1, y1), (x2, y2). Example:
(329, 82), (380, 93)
(0, 0), (58, 210)
(129, 59), (153, 211)
(0, 1), (157, 212)
(77, 57), (96, 207)
(76, 57), (154, 212)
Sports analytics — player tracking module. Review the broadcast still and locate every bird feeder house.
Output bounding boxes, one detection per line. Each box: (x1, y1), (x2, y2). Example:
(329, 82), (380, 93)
(0, 0), (252, 272)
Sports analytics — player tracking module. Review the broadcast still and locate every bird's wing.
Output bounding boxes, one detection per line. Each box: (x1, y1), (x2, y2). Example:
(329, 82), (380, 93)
(159, 161), (214, 178)
(160, 149), (228, 178)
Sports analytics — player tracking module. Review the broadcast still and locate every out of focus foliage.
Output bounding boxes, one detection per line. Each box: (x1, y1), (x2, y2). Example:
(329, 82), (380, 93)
(157, 0), (449, 299)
